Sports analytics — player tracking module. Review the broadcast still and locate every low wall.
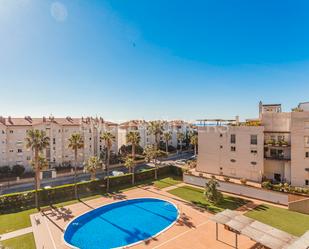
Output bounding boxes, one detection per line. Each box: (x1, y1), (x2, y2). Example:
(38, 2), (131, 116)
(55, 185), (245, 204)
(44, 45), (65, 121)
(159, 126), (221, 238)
(184, 174), (289, 205)
(288, 198), (309, 214)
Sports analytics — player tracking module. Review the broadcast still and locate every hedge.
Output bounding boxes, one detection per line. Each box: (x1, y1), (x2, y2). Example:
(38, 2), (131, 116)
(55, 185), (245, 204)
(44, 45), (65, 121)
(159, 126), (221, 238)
(0, 165), (183, 213)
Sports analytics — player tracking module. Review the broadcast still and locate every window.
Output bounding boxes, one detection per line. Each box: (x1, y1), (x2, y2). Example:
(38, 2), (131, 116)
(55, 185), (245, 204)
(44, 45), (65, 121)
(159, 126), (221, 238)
(220, 134), (223, 137)
(274, 173), (281, 182)
(251, 161), (257, 165)
(231, 146), (236, 152)
(251, 150), (257, 154)
(306, 152), (309, 158)
(220, 145), (223, 149)
(17, 149), (22, 153)
(26, 156), (31, 160)
(230, 134), (236, 144)
(53, 138), (56, 144)
(306, 180), (309, 186)
(9, 130), (13, 134)
(251, 135), (258, 145)
(1, 130), (4, 134)
(9, 149), (13, 152)
(230, 159), (236, 163)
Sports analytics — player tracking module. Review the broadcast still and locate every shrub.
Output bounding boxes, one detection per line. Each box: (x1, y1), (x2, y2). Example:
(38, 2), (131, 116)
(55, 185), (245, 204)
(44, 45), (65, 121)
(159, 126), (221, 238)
(11, 165), (25, 177)
(204, 178), (222, 204)
(223, 176), (230, 182)
(262, 181), (272, 190)
(240, 178), (247, 185)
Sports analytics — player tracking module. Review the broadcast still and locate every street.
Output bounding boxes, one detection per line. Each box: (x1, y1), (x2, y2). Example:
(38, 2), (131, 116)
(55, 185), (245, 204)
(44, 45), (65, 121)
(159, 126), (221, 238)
(0, 152), (193, 195)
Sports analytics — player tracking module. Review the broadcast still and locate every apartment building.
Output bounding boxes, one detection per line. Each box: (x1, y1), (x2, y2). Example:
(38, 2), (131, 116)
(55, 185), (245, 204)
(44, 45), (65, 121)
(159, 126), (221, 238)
(118, 120), (195, 150)
(197, 102), (309, 187)
(0, 116), (118, 170)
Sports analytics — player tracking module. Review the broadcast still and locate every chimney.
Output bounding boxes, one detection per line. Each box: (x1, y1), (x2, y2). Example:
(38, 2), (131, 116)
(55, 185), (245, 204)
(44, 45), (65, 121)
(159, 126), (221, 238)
(235, 116), (240, 125)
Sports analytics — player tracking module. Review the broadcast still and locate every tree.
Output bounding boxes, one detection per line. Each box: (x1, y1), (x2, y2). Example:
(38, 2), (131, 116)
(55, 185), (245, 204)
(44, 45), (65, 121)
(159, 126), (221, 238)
(144, 145), (162, 179)
(68, 133), (84, 199)
(11, 165), (25, 177)
(177, 132), (185, 153)
(85, 156), (103, 180)
(100, 131), (115, 192)
(163, 132), (172, 153)
(25, 129), (50, 210)
(147, 121), (163, 149)
(126, 131), (141, 159)
(124, 156), (135, 185)
(204, 178), (223, 204)
(190, 134), (198, 156)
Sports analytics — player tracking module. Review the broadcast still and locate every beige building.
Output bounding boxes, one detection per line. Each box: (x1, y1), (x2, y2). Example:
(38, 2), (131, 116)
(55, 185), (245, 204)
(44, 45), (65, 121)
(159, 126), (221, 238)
(118, 120), (195, 150)
(0, 116), (118, 170)
(197, 102), (309, 187)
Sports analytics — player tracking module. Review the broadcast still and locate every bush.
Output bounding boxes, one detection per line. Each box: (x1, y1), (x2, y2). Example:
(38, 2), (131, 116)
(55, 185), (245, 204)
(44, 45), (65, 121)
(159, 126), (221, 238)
(240, 178), (247, 185)
(223, 176), (230, 182)
(262, 181), (272, 190)
(11, 165), (25, 177)
(0, 166), (11, 178)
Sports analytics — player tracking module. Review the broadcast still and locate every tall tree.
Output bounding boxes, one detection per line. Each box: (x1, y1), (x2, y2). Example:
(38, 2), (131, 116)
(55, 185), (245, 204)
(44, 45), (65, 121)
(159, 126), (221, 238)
(163, 132), (172, 153)
(177, 132), (185, 153)
(190, 134), (198, 156)
(144, 145), (162, 179)
(124, 156), (135, 185)
(126, 131), (141, 159)
(147, 121), (163, 149)
(25, 129), (50, 210)
(100, 131), (115, 192)
(85, 156), (103, 180)
(68, 133), (84, 199)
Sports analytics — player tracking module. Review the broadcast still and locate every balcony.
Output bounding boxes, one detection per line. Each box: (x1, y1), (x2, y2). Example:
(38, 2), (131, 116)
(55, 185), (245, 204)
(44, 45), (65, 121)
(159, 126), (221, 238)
(265, 155), (290, 161)
(264, 139), (290, 147)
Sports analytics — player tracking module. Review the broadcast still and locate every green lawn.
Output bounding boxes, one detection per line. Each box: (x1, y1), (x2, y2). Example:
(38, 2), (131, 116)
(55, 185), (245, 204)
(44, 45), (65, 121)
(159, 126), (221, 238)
(168, 185), (248, 213)
(153, 177), (182, 189)
(2, 233), (36, 249)
(245, 204), (309, 236)
(0, 177), (181, 234)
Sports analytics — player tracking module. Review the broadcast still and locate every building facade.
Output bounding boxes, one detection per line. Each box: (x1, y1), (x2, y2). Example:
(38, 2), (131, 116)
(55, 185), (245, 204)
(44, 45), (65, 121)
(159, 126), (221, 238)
(0, 116), (118, 170)
(197, 102), (309, 187)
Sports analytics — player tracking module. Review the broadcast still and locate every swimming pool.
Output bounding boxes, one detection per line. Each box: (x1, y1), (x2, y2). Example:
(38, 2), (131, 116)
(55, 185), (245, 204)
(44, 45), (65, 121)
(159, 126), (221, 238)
(64, 198), (179, 249)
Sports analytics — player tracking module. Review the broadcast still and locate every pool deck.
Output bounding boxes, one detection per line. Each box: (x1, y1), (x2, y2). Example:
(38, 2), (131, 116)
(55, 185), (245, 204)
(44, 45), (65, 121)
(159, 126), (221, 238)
(30, 184), (265, 249)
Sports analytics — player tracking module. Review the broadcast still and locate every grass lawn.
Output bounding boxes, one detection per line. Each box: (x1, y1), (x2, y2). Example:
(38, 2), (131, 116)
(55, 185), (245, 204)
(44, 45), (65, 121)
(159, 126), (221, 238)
(168, 185), (248, 213)
(0, 176), (181, 234)
(245, 204), (309, 236)
(2, 232), (36, 249)
(153, 176), (182, 189)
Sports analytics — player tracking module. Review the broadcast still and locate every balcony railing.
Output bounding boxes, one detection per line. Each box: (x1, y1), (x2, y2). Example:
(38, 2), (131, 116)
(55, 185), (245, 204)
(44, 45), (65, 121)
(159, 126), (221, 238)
(264, 140), (290, 147)
(265, 155), (291, 161)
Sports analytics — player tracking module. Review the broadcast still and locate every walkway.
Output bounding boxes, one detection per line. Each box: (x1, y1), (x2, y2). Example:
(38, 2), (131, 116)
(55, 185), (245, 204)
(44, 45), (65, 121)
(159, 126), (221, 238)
(0, 227), (32, 241)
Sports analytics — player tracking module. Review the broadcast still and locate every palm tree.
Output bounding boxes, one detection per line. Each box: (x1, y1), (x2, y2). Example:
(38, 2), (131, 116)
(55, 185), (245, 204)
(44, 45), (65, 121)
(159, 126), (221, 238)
(68, 133), (84, 199)
(144, 145), (161, 179)
(147, 121), (163, 149)
(190, 134), (198, 156)
(124, 157), (135, 184)
(177, 132), (185, 153)
(85, 156), (103, 180)
(100, 131), (115, 192)
(126, 131), (141, 159)
(25, 129), (50, 210)
(163, 132), (172, 153)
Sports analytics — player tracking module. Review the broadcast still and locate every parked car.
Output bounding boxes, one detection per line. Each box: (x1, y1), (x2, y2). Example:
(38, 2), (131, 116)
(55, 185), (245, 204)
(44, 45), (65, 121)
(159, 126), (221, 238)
(111, 171), (124, 176)
(175, 159), (187, 166)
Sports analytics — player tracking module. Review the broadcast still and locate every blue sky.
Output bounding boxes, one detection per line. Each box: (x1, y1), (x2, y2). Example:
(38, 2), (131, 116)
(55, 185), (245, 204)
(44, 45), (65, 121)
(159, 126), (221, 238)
(0, 0), (309, 122)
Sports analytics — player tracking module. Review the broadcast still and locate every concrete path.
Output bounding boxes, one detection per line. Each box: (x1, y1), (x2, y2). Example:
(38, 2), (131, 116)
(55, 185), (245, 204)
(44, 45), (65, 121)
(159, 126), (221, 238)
(0, 227), (33, 241)
(30, 212), (57, 249)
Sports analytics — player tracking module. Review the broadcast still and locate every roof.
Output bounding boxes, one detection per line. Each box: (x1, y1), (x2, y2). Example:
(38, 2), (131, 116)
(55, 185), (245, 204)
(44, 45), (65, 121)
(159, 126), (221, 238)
(0, 116), (117, 127)
(210, 209), (298, 249)
(262, 104), (282, 107)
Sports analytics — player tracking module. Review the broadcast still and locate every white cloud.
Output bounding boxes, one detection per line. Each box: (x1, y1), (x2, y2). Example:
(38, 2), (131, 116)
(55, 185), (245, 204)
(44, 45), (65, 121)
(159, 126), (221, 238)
(50, 1), (67, 22)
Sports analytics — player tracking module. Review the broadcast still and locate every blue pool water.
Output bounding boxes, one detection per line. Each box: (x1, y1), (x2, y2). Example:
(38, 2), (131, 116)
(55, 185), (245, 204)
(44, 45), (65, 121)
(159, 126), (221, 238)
(64, 198), (179, 249)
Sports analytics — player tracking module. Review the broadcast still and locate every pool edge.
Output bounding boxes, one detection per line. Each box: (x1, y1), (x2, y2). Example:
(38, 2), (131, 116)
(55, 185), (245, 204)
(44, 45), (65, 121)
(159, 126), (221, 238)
(62, 197), (180, 249)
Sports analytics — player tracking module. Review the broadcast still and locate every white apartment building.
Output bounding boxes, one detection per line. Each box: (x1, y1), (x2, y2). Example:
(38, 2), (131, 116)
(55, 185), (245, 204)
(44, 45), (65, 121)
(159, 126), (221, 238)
(197, 102), (309, 187)
(0, 116), (118, 170)
(118, 120), (195, 150)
